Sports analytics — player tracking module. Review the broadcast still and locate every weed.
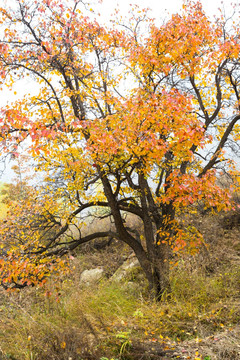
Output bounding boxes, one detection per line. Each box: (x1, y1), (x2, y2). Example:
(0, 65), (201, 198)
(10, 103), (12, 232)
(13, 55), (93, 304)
(115, 331), (132, 356)
(0, 210), (239, 359)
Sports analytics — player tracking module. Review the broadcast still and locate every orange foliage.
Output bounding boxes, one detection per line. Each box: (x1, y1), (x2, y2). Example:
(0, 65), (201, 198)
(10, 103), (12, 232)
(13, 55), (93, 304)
(0, 0), (239, 296)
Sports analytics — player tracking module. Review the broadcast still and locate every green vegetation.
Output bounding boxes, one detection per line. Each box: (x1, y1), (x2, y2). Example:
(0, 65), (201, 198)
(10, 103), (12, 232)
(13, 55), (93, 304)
(0, 210), (239, 360)
(0, 0), (239, 358)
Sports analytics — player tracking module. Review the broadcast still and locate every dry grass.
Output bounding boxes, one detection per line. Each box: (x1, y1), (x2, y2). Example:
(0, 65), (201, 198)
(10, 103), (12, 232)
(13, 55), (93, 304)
(0, 211), (239, 360)
(174, 325), (240, 360)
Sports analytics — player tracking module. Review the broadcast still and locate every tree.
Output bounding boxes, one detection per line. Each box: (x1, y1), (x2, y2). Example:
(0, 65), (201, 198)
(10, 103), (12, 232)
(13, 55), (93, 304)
(0, 158), (67, 289)
(0, 0), (239, 298)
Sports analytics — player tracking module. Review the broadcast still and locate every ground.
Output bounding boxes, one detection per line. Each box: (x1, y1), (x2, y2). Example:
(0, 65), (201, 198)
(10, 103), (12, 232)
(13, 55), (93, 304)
(0, 208), (239, 360)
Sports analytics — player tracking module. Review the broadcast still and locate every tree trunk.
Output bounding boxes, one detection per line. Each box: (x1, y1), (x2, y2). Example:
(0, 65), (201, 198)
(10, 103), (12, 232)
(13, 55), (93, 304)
(132, 240), (171, 301)
(153, 242), (171, 299)
(101, 171), (172, 300)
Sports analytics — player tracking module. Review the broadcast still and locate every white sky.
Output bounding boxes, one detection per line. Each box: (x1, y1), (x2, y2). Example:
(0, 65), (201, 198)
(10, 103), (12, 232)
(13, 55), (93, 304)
(98, 0), (234, 20)
(0, 0), (237, 182)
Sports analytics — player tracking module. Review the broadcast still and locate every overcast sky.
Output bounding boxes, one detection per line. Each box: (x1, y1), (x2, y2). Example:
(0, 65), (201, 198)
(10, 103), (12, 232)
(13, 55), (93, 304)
(97, 0), (235, 21)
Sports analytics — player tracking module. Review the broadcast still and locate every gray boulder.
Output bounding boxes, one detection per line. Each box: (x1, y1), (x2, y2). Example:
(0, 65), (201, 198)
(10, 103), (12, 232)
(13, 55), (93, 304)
(80, 268), (104, 285)
(111, 257), (140, 282)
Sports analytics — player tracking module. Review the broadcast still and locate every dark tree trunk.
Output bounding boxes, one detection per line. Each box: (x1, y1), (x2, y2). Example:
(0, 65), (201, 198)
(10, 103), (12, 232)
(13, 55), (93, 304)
(100, 170), (173, 301)
(138, 240), (171, 301)
(153, 242), (171, 298)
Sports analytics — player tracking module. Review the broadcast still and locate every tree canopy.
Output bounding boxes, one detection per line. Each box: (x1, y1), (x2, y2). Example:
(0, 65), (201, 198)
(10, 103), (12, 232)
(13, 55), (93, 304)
(0, 0), (239, 298)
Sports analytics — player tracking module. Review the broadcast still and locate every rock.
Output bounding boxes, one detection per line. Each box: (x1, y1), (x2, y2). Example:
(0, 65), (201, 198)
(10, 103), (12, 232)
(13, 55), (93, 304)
(125, 281), (141, 293)
(80, 268), (104, 285)
(111, 257), (140, 282)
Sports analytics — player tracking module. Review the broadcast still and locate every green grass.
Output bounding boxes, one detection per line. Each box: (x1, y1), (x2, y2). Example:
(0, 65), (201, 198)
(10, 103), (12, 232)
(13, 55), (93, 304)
(0, 253), (239, 360)
(0, 210), (239, 360)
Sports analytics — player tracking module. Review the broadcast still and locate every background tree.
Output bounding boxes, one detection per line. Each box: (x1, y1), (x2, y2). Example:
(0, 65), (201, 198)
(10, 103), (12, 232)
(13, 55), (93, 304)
(0, 0), (239, 298)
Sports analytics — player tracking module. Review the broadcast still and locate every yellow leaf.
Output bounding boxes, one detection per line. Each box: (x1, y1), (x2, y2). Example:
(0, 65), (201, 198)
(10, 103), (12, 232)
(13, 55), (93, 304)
(61, 341), (66, 349)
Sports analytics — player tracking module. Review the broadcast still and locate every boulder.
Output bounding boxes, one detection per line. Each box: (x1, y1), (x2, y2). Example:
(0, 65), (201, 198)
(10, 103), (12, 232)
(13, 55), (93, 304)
(80, 268), (104, 285)
(111, 257), (140, 282)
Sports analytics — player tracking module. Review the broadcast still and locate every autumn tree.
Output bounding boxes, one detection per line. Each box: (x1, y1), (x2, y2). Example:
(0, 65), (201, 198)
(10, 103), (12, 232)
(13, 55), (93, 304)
(0, 0), (239, 298)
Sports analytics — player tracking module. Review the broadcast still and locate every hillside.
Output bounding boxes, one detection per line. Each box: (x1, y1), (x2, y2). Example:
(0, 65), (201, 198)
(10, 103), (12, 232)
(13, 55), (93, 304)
(0, 210), (239, 360)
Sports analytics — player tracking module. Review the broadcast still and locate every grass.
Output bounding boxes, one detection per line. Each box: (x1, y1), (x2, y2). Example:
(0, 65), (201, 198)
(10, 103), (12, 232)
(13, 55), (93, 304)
(0, 211), (239, 360)
(0, 258), (239, 359)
